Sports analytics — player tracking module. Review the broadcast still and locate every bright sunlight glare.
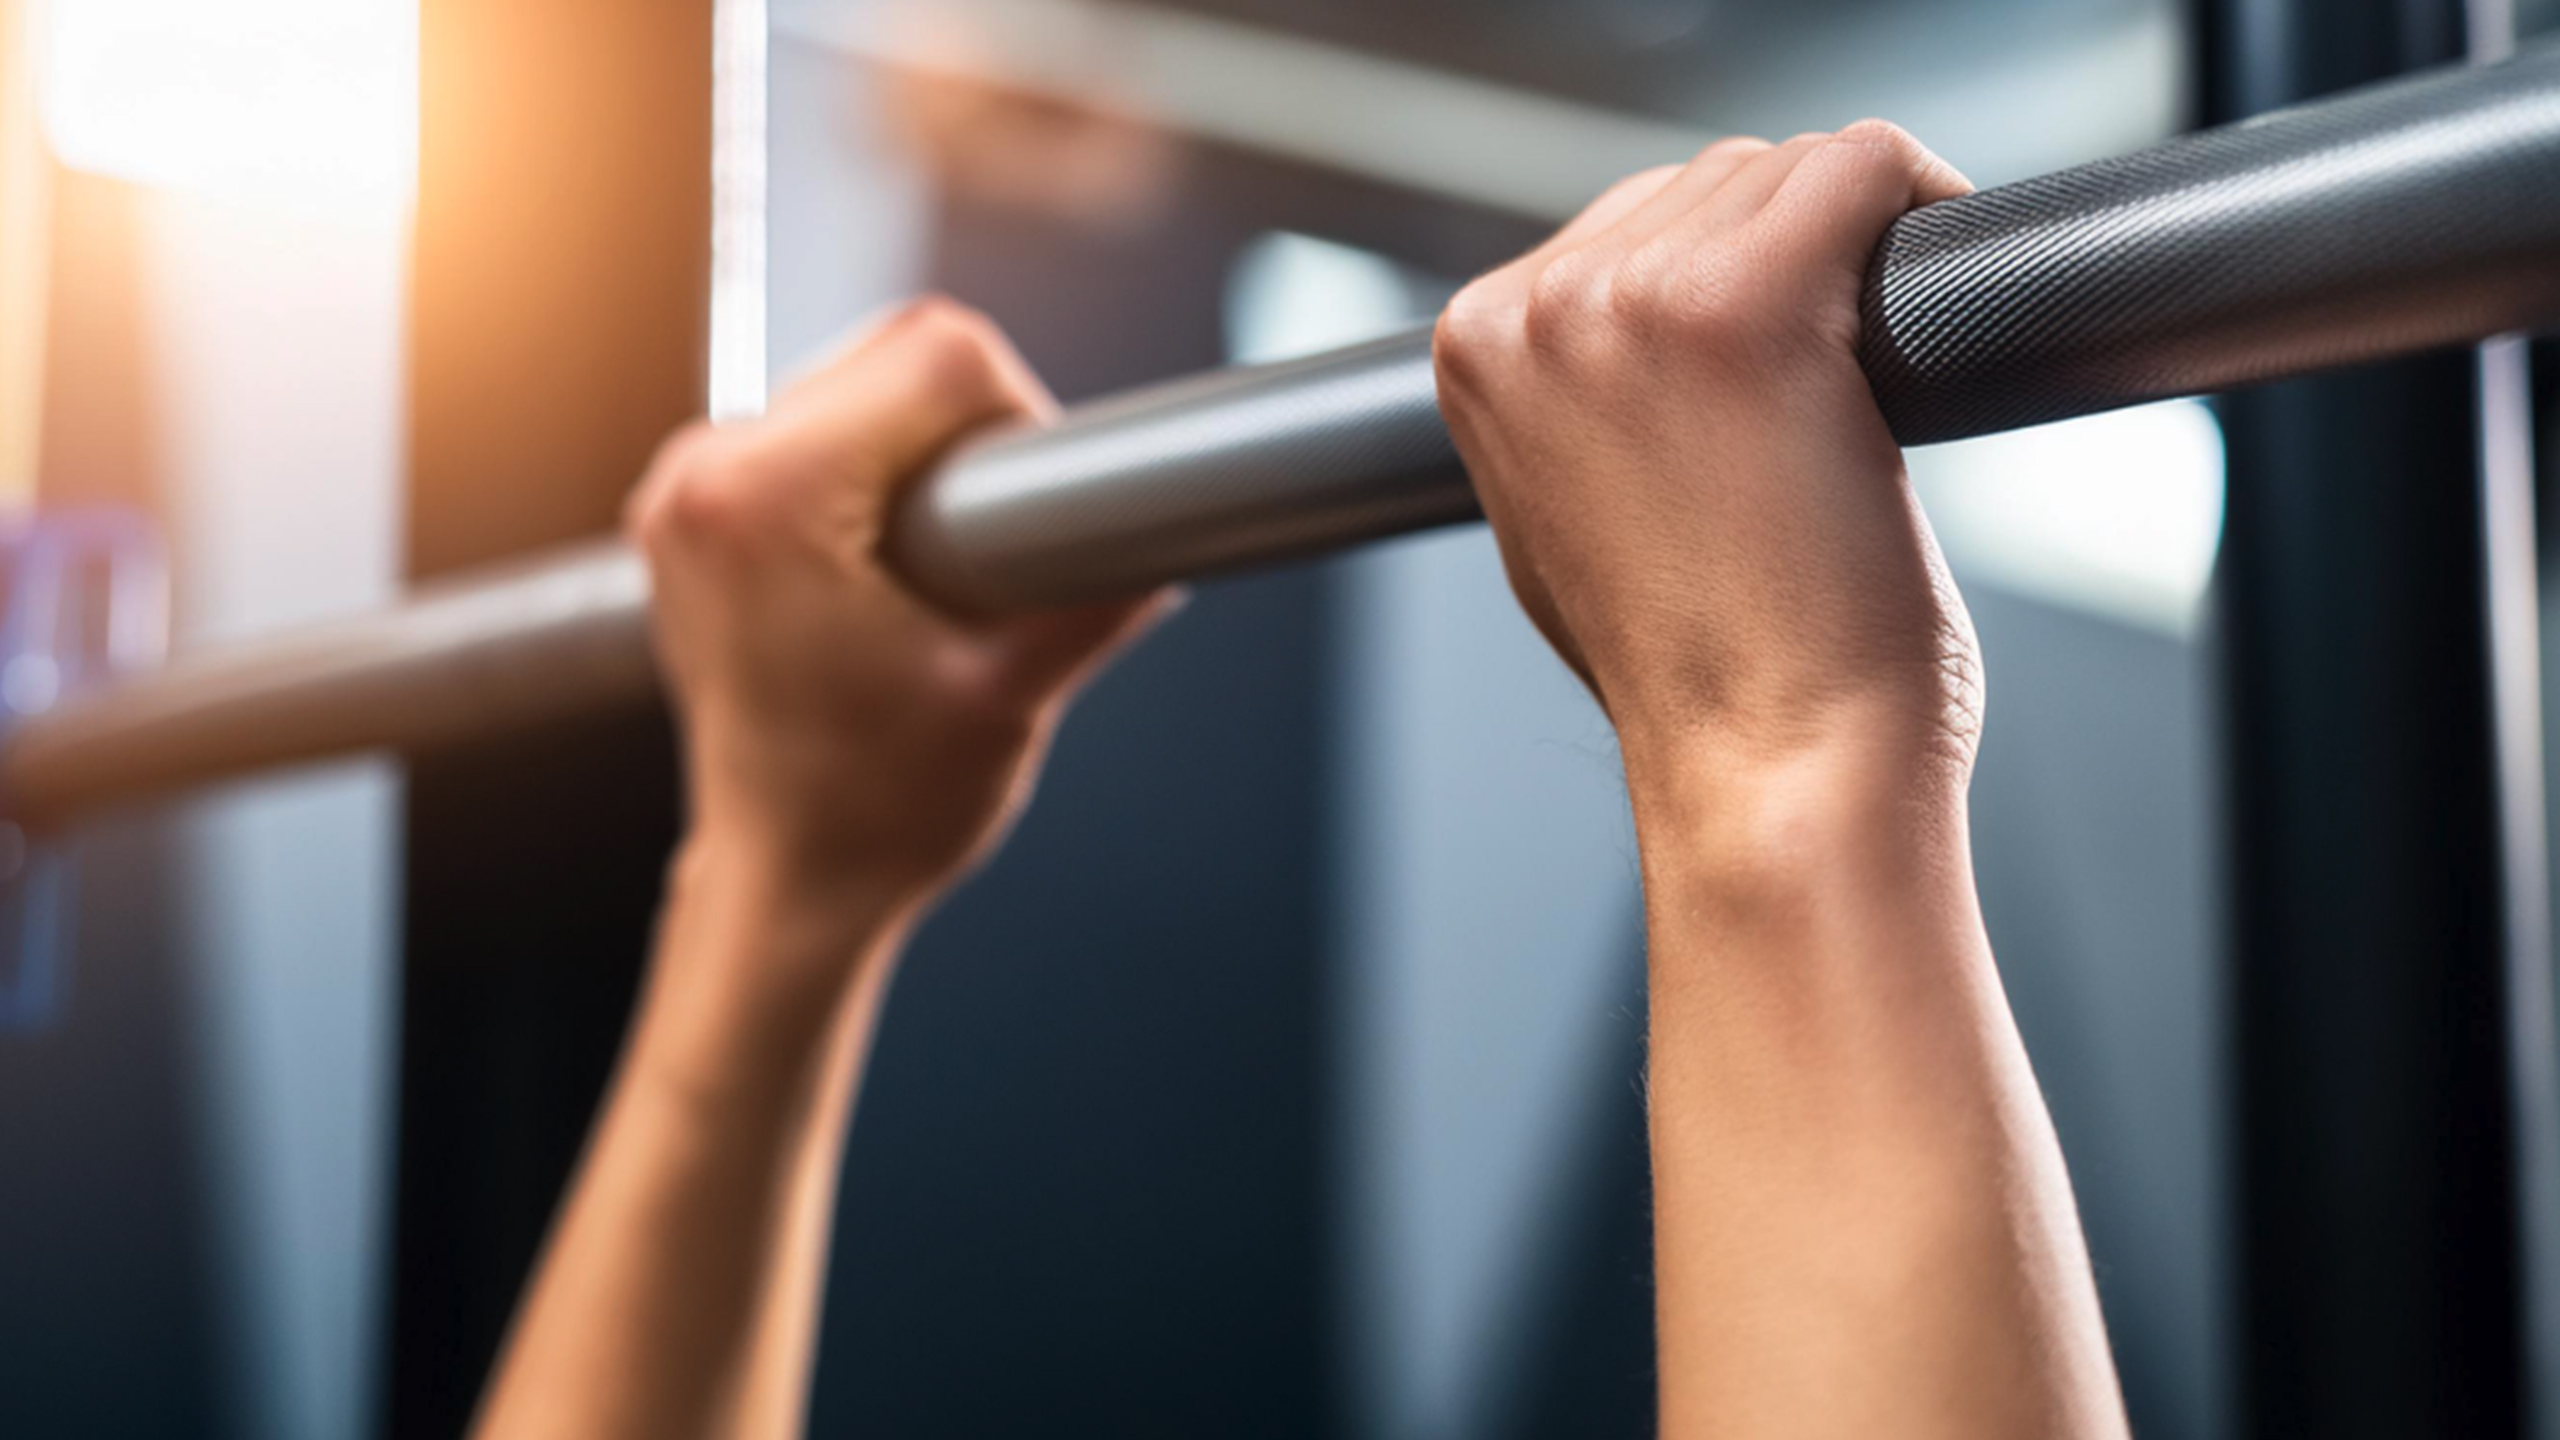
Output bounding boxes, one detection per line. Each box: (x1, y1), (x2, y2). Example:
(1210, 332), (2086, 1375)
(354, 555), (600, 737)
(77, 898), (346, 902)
(39, 0), (416, 212)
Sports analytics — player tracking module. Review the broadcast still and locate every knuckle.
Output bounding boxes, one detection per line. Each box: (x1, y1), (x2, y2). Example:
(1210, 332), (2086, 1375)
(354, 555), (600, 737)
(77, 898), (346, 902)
(661, 464), (750, 545)
(1597, 162), (1678, 207)
(1800, 121), (1970, 226)
(1833, 117), (1918, 154)
(1630, 160), (1684, 189)
(897, 292), (990, 340)
(1827, 119), (1932, 189)
(641, 419), (723, 493)
(624, 483), (669, 551)
(1429, 304), (1476, 380)
(1607, 242), (1686, 328)
(923, 295), (998, 346)
(893, 295), (1005, 391)
(1520, 251), (1612, 356)
(1690, 136), (1771, 174)
(645, 430), (794, 551)
(628, 421), (723, 546)
(1432, 278), (1518, 390)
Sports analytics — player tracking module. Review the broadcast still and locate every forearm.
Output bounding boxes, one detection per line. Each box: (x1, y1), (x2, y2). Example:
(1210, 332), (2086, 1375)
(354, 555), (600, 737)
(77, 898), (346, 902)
(471, 834), (907, 1440)
(1627, 737), (2126, 1440)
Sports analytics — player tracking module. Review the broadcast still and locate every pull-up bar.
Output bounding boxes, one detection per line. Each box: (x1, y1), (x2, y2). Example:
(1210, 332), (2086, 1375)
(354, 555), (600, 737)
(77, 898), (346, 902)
(4, 43), (2558, 829)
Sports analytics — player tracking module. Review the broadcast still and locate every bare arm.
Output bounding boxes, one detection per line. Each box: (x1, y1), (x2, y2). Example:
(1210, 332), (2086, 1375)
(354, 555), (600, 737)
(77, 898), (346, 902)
(1434, 127), (2129, 1439)
(469, 300), (1169, 1440)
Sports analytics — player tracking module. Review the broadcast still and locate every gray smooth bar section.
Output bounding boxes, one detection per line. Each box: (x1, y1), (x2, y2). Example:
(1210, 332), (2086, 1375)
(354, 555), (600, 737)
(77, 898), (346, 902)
(1, 544), (654, 828)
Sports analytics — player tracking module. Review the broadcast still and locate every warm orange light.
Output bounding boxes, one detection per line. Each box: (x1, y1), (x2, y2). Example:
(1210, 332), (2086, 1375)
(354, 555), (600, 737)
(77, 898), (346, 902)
(0, 0), (51, 507)
(39, 0), (415, 213)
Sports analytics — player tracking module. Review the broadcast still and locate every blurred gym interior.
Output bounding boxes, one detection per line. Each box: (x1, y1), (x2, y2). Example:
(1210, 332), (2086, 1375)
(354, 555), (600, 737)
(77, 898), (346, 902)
(1, 1), (2557, 1436)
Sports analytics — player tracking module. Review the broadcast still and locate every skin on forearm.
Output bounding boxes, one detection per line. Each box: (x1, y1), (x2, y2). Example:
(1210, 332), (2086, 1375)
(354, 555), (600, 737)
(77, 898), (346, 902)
(472, 301), (1161, 1440)
(1431, 120), (2130, 1435)
(1624, 734), (2127, 1440)
(469, 834), (908, 1440)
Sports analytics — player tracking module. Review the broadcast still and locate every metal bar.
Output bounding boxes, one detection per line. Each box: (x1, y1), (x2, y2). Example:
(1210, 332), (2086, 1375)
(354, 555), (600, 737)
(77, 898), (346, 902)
(774, 0), (1723, 225)
(7, 43), (2560, 829)
(0, 544), (654, 828)
(776, 0), (2180, 224)
(896, 39), (2560, 612)
(2209, 1), (2539, 1436)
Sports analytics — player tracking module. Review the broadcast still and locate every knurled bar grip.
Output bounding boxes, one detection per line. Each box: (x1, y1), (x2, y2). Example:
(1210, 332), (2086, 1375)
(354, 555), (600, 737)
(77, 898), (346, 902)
(891, 41), (2560, 611)
(6, 45), (2558, 827)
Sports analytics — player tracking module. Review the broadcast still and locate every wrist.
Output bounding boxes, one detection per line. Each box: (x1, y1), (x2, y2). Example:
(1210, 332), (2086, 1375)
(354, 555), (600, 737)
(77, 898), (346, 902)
(676, 816), (933, 925)
(1620, 726), (1998, 1072)
(628, 827), (912, 1098)
(1618, 720), (1973, 906)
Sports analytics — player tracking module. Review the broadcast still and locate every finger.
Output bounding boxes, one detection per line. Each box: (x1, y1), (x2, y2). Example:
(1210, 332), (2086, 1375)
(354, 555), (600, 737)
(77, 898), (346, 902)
(993, 585), (1187, 698)
(793, 296), (1058, 423)
(623, 419), (723, 547)
(1580, 134), (1782, 255)
(765, 296), (1057, 493)
(1759, 122), (1973, 282)
(1531, 162), (1685, 260)
(1454, 163), (1684, 328)
(1664, 131), (1835, 238)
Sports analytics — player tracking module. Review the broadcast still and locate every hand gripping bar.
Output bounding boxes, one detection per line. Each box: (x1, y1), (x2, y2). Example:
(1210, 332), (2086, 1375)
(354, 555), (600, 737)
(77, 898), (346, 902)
(6, 44), (2559, 827)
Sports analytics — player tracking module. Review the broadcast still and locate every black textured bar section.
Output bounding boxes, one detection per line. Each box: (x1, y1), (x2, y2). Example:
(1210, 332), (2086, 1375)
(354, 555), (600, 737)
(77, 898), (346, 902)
(898, 42), (2560, 612)
(1861, 40), (2560, 442)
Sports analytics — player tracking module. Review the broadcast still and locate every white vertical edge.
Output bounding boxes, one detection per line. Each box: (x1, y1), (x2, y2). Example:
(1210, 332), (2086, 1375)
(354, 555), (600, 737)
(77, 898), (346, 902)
(710, 0), (769, 422)
(2472, 5), (2555, 1435)
(2482, 329), (2560, 1440)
